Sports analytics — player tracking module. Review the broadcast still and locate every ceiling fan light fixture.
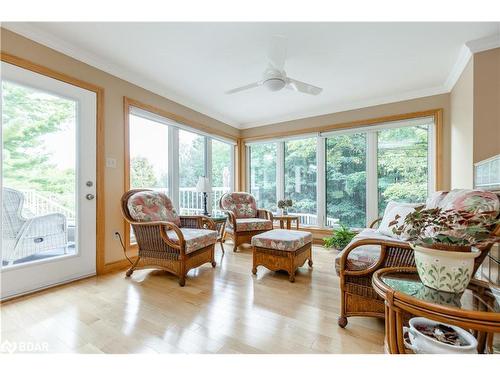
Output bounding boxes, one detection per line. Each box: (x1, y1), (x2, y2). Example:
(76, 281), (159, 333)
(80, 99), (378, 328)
(263, 78), (286, 91)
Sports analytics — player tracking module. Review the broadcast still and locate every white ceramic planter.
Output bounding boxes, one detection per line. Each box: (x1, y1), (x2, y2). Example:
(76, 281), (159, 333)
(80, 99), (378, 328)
(403, 317), (477, 354)
(411, 244), (480, 293)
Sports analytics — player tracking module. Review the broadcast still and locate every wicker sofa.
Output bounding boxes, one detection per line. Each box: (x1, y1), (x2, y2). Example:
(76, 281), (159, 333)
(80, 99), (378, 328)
(335, 189), (500, 328)
(219, 192), (273, 252)
(121, 189), (218, 286)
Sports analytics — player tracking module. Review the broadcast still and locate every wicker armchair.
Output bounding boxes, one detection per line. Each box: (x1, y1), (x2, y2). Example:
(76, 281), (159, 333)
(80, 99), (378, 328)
(2, 187), (68, 265)
(335, 190), (500, 328)
(121, 189), (218, 286)
(219, 192), (273, 252)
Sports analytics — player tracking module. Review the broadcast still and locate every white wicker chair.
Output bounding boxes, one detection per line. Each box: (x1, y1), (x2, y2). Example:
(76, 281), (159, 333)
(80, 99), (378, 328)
(2, 187), (68, 265)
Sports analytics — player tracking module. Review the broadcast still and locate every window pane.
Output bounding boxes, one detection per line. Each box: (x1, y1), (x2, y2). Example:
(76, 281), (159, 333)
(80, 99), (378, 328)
(377, 125), (429, 215)
(179, 129), (206, 215)
(212, 140), (232, 216)
(2, 80), (77, 265)
(129, 114), (169, 192)
(284, 138), (317, 226)
(326, 133), (367, 228)
(249, 143), (277, 211)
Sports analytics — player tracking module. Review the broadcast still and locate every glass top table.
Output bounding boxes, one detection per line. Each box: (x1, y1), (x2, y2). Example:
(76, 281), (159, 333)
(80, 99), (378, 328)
(379, 269), (500, 314)
(372, 267), (500, 354)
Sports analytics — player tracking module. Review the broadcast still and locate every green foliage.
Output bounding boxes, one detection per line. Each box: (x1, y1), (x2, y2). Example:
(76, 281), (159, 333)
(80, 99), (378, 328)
(131, 157), (158, 188)
(2, 81), (76, 209)
(323, 224), (356, 250)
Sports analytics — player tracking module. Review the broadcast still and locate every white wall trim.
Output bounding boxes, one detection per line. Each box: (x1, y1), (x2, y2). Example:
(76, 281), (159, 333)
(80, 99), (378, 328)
(466, 33), (500, 53)
(444, 45), (472, 92)
(2, 22), (240, 128)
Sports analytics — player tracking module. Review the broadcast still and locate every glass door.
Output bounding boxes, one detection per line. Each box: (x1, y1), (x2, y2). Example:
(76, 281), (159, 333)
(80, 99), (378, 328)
(1, 62), (97, 300)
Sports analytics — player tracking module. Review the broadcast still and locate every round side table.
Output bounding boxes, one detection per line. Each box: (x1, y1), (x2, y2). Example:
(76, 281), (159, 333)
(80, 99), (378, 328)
(273, 215), (300, 230)
(372, 267), (500, 354)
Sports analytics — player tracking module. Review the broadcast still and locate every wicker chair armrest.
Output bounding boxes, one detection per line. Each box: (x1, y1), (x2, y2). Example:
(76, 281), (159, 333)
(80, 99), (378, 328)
(339, 238), (413, 276)
(132, 221), (185, 254)
(201, 216), (216, 230)
(369, 218), (382, 229)
(222, 210), (237, 228)
(257, 209), (273, 220)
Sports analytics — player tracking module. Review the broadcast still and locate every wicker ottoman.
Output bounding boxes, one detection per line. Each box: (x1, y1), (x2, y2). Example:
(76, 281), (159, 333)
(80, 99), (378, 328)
(251, 229), (313, 282)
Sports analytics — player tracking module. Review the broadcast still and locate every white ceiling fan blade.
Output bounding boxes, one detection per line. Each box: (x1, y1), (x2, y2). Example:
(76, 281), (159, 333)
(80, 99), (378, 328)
(267, 35), (287, 71)
(225, 82), (261, 94)
(286, 78), (323, 95)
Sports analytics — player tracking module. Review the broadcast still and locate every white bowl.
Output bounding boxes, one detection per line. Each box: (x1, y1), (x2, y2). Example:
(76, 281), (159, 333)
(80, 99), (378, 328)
(404, 317), (477, 354)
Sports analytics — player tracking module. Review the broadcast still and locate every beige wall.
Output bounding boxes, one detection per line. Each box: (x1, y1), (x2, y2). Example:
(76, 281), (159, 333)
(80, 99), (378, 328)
(473, 48), (500, 163)
(241, 94), (452, 190)
(450, 60), (474, 189)
(1, 28), (238, 265)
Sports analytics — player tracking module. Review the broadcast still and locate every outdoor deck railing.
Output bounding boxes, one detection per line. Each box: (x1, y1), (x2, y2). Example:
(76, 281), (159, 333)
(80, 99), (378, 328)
(20, 188), (340, 228)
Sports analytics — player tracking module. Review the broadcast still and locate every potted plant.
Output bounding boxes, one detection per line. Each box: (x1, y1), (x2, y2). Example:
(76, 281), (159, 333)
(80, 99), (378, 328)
(390, 206), (499, 293)
(277, 199), (293, 215)
(323, 224), (356, 251)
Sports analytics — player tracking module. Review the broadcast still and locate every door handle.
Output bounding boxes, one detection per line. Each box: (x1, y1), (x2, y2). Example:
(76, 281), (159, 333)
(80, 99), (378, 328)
(86, 193), (95, 200)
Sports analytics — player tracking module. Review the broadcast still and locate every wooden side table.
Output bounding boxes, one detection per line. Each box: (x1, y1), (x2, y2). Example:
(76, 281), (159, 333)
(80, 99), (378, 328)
(372, 267), (500, 354)
(273, 215), (300, 230)
(210, 216), (227, 254)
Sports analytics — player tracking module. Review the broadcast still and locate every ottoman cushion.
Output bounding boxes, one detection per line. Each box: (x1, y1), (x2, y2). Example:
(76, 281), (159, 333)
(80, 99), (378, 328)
(251, 229), (312, 251)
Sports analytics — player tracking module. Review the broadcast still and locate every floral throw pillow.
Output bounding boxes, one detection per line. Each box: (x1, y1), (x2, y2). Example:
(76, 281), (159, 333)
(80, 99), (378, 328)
(377, 201), (421, 240)
(438, 189), (500, 217)
(127, 190), (181, 226)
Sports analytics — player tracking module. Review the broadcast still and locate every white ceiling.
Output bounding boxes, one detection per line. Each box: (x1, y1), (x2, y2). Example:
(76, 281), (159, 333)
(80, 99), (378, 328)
(4, 22), (500, 128)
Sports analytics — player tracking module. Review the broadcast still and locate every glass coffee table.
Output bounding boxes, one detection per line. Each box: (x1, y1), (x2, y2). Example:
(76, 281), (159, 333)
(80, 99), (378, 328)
(372, 267), (500, 354)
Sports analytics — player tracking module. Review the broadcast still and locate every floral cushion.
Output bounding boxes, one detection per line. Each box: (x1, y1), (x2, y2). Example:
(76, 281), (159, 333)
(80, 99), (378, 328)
(335, 228), (407, 274)
(225, 218), (273, 233)
(220, 192), (257, 218)
(165, 228), (217, 254)
(437, 189), (499, 216)
(377, 201), (420, 240)
(127, 190), (181, 227)
(251, 229), (312, 252)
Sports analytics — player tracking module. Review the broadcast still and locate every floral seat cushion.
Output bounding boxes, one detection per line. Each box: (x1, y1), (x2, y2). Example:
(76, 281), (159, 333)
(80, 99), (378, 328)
(220, 192), (257, 218)
(251, 229), (312, 252)
(165, 228), (217, 254)
(334, 228), (407, 274)
(225, 218), (273, 233)
(127, 190), (181, 226)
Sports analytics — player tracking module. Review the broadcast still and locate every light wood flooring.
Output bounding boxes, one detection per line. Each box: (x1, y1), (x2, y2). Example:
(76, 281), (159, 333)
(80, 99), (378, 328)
(0, 244), (385, 353)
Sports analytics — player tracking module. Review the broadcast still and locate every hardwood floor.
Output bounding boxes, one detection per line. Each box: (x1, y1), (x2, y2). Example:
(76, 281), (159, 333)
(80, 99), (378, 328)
(0, 244), (385, 354)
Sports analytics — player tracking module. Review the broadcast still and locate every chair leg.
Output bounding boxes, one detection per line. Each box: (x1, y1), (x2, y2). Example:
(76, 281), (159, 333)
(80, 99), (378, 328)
(125, 257), (140, 277)
(178, 276), (186, 287)
(338, 316), (348, 328)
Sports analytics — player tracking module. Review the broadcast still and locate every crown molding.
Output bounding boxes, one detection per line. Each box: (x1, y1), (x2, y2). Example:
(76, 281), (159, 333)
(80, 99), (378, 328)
(238, 85), (448, 129)
(466, 33), (500, 53)
(445, 33), (500, 91)
(1, 22), (241, 128)
(3, 23), (499, 130)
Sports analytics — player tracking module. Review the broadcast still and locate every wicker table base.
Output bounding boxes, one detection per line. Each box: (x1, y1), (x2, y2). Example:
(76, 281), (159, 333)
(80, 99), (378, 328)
(252, 242), (313, 282)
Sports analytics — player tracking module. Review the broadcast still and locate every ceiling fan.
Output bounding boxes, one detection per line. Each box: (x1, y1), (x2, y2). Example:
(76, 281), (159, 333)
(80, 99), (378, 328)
(225, 35), (323, 96)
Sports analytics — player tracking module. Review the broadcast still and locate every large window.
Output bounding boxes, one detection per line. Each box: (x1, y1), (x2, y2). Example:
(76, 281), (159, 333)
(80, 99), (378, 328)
(285, 138), (317, 225)
(179, 129), (206, 215)
(127, 106), (235, 221)
(247, 116), (436, 228)
(249, 143), (277, 211)
(326, 133), (366, 228)
(212, 139), (233, 216)
(377, 125), (429, 215)
(129, 114), (169, 192)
